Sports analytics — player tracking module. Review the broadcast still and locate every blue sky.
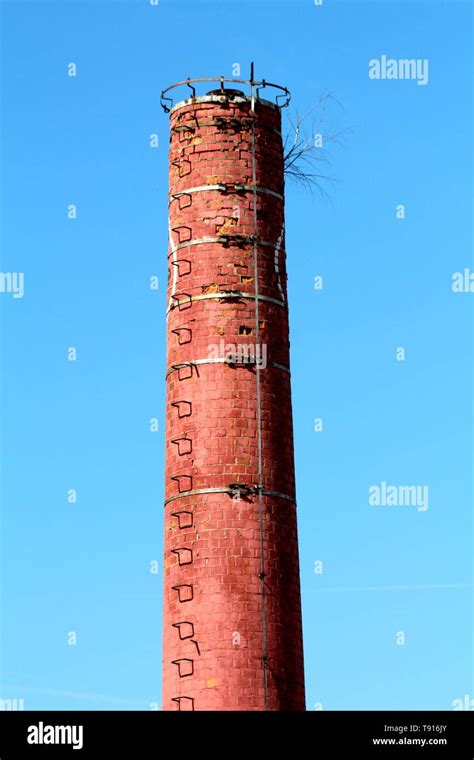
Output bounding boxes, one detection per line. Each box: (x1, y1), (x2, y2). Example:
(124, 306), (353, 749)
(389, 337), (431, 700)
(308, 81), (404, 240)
(0, 0), (472, 710)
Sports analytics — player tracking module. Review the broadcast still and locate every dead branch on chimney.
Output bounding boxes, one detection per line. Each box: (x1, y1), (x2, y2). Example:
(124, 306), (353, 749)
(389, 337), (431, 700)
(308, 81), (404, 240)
(283, 91), (348, 200)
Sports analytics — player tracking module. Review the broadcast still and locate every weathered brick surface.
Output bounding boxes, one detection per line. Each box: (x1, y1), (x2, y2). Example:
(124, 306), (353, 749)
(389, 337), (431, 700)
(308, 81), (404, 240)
(163, 94), (305, 711)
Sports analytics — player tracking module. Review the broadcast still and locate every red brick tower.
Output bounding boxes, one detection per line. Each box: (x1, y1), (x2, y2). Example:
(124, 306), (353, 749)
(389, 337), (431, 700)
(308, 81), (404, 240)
(161, 74), (305, 711)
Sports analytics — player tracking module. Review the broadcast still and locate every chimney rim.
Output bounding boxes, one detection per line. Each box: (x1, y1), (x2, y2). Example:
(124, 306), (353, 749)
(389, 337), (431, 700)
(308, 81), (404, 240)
(169, 94), (280, 117)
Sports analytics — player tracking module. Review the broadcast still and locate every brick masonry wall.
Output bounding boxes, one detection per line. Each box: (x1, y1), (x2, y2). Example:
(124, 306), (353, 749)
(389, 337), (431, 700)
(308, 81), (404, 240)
(163, 93), (305, 711)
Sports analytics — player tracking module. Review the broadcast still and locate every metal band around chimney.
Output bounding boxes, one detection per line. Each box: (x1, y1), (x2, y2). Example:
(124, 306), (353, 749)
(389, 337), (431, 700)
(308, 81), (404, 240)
(166, 290), (285, 316)
(165, 487), (296, 506)
(168, 236), (285, 255)
(166, 357), (290, 378)
(183, 121), (282, 138)
(170, 184), (283, 201)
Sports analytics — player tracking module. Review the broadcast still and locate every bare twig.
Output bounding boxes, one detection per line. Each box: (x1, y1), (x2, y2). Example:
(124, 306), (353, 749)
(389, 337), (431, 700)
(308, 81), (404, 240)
(283, 91), (348, 200)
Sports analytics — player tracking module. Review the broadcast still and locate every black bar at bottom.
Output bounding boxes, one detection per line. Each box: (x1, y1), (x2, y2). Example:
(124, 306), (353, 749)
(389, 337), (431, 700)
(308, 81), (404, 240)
(0, 710), (472, 757)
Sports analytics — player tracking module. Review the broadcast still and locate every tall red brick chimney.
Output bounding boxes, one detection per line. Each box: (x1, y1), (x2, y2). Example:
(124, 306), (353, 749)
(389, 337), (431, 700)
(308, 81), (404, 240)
(161, 74), (305, 711)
